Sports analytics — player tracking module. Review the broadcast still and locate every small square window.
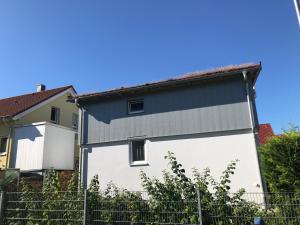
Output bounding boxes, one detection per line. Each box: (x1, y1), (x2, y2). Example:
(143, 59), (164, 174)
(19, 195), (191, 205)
(72, 113), (79, 130)
(0, 137), (8, 153)
(51, 107), (60, 124)
(129, 139), (147, 166)
(128, 99), (144, 114)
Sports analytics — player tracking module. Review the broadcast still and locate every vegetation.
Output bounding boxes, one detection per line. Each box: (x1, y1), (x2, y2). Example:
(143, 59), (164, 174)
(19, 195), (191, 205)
(4, 171), (83, 225)
(2, 151), (300, 224)
(0, 170), (18, 191)
(259, 126), (300, 193)
(258, 126), (300, 225)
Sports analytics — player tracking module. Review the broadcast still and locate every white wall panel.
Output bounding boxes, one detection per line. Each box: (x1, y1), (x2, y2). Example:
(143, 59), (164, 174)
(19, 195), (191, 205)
(13, 124), (45, 170)
(85, 131), (263, 193)
(12, 122), (75, 171)
(43, 123), (75, 170)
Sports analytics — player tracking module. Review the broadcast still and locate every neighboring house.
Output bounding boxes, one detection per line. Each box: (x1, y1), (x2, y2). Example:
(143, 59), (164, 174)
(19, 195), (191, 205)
(0, 85), (79, 172)
(258, 123), (275, 145)
(76, 63), (264, 193)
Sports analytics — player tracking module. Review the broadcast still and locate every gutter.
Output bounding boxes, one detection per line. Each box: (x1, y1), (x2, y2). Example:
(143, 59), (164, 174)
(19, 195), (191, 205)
(243, 70), (266, 193)
(5, 126), (14, 168)
(243, 71), (255, 131)
(75, 66), (261, 104)
(76, 99), (86, 189)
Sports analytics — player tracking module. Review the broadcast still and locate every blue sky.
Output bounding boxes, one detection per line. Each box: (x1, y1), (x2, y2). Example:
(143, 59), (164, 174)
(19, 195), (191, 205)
(0, 1), (299, 133)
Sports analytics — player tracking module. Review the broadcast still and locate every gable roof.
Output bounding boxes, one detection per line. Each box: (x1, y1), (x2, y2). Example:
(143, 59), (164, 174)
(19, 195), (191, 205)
(0, 86), (75, 119)
(258, 123), (275, 145)
(76, 62), (261, 103)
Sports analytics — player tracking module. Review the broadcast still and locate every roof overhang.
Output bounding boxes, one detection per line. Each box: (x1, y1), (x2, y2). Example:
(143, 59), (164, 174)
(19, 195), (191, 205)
(12, 87), (76, 120)
(0, 115), (13, 123)
(75, 63), (262, 104)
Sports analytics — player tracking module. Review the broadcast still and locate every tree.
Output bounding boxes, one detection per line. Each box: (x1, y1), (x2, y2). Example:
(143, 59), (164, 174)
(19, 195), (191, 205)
(259, 127), (300, 193)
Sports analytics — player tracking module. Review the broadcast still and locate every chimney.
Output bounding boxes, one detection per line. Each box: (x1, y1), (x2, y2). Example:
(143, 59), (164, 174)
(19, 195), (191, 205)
(36, 84), (46, 92)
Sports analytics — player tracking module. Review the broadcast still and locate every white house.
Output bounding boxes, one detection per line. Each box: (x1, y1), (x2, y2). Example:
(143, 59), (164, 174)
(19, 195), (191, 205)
(0, 85), (79, 172)
(75, 63), (265, 193)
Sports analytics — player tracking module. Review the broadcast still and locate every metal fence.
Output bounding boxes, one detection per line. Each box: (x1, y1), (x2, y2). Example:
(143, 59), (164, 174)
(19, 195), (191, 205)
(3, 191), (84, 225)
(0, 190), (299, 225)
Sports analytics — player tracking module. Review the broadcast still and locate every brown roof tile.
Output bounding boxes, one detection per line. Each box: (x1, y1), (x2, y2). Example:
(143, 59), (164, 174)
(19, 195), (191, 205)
(0, 86), (74, 118)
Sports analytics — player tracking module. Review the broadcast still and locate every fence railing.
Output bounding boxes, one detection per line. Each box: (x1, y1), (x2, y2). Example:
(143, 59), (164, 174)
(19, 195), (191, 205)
(0, 190), (299, 225)
(3, 191), (84, 225)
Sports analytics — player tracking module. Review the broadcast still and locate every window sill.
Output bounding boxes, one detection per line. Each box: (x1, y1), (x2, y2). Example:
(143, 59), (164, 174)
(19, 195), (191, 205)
(0, 152), (7, 156)
(128, 110), (144, 115)
(130, 161), (149, 167)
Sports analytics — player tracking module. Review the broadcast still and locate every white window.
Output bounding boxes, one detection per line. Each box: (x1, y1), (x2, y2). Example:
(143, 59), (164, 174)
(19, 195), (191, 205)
(72, 113), (79, 130)
(128, 99), (144, 114)
(129, 139), (147, 166)
(51, 107), (60, 124)
(0, 137), (8, 154)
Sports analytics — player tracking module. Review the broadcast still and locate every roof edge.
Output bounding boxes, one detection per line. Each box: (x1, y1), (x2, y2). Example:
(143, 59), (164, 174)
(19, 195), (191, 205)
(76, 63), (261, 104)
(12, 86), (76, 120)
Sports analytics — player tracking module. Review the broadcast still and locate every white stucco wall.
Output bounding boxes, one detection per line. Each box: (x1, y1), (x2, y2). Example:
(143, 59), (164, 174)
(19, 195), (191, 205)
(84, 131), (263, 193)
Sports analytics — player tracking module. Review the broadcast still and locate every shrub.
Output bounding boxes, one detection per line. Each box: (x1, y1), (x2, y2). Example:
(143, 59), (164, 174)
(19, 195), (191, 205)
(140, 151), (259, 225)
(86, 176), (146, 225)
(259, 127), (300, 193)
(0, 170), (18, 191)
(5, 151), (300, 224)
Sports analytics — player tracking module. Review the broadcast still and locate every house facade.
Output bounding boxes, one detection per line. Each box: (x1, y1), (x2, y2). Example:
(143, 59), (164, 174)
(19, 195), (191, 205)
(76, 63), (264, 193)
(0, 85), (79, 171)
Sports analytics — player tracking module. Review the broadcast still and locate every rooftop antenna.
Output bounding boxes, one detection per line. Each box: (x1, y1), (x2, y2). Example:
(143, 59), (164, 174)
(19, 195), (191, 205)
(294, 0), (300, 26)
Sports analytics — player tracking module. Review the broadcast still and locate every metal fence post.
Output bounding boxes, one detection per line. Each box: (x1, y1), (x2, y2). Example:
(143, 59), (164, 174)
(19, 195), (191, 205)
(83, 189), (87, 225)
(196, 188), (203, 225)
(0, 191), (5, 222)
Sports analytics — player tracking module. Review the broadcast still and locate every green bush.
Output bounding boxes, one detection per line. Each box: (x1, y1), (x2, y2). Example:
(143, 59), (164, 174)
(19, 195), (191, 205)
(259, 127), (300, 193)
(3, 151), (300, 225)
(140, 151), (259, 225)
(86, 176), (146, 225)
(0, 170), (18, 191)
(4, 170), (83, 225)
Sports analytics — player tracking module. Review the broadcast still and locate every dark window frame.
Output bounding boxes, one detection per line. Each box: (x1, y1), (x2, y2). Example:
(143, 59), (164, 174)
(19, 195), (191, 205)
(72, 113), (79, 130)
(129, 139), (147, 166)
(50, 107), (60, 124)
(0, 137), (8, 154)
(128, 99), (144, 114)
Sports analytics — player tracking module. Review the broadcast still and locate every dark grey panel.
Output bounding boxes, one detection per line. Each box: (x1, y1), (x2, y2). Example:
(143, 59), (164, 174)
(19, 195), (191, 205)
(83, 77), (252, 144)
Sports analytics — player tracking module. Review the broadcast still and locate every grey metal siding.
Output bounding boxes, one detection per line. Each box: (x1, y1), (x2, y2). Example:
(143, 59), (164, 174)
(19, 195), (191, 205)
(83, 77), (252, 144)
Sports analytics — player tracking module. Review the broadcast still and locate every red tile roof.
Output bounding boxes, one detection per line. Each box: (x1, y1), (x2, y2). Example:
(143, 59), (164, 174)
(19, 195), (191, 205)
(76, 62), (261, 103)
(258, 123), (275, 145)
(0, 86), (74, 118)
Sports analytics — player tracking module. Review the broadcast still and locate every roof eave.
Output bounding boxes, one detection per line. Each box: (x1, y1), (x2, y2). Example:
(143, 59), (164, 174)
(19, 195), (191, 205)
(12, 87), (76, 120)
(0, 115), (13, 122)
(76, 64), (261, 104)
